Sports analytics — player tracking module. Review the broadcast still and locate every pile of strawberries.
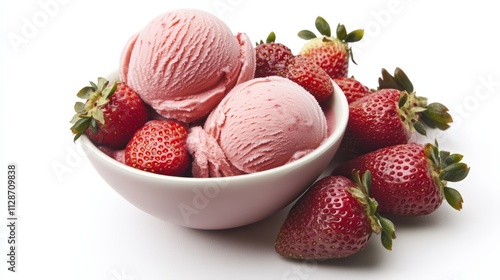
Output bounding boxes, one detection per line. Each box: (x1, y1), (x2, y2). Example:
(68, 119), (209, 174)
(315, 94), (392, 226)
(70, 15), (470, 261)
(255, 16), (470, 259)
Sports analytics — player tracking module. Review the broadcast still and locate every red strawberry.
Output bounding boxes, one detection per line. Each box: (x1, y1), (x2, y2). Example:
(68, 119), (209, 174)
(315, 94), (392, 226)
(285, 55), (334, 102)
(298, 16), (364, 79)
(125, 120), (190, 176)
(275, 171), (395, 259)
(342, 68), (453, 155)
(70, 77), (149, 149)
(334, 76), (371, 104)
(255, 32), (293, 78)
(332, 141), (470, 216)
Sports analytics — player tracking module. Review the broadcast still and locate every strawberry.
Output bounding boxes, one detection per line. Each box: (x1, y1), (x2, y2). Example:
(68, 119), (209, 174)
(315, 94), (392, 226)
(255, 32), (293, 78)
(332, 141), (470, 216)
(125, 120), (190, 176)
(342, 68), (453, 155)
(255, 32), (333, 102)
(284, 55), (334, 103)
(298, 16), (364, 79)
(70, 77), (149, 149)
(333, 76), (371, 104)
(275, 171), (395, 259)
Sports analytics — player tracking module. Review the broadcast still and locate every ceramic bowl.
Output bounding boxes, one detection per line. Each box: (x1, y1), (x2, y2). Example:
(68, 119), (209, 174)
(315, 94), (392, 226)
(80, 80), (348, 229)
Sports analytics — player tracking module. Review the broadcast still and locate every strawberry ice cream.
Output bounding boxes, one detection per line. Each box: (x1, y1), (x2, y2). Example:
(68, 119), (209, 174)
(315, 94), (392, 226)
(187, 76), (328, 178)
(119, 9), (255, 123)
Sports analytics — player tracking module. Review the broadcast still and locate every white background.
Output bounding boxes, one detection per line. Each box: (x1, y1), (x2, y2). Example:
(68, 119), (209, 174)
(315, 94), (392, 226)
(1, 0), (499, 279)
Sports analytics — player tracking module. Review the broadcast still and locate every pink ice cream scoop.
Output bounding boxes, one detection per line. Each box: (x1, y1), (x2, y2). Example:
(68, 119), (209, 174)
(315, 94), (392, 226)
(119, 9), (255, 123)
(187, 76), (328, 178)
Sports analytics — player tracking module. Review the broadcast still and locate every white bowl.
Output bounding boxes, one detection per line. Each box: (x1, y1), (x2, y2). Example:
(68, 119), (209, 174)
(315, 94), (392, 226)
(80, 81), (348, 230)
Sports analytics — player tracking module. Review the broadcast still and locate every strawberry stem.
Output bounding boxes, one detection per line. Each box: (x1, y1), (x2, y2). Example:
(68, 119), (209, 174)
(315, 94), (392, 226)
(350, 170), (396, 251)
(70, 77), (118, 141)
(380, 67), (453, 135)
(424, 141), (470, 210)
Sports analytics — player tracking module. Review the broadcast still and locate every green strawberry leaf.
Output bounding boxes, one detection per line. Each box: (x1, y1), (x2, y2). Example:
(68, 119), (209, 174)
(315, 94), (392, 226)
(101, 81), (118, 99)
(345, 29), (364, 43)
(77, 86), (95, 99)
(74, 102), (86, 114)
(393, 67), (414, 93)
(444, 153), (464, 165)
(266, 31), (276, 43)
(444, 187), (464, 210)
(336, 24), (347, 40)
(378, 68), (404, 91)
(89, 118), (99, 135)
(298, 30), (317, 40)
(441, 162), (470, 182)
(412, 121), (427, 136)
(421, 102), (453, 130)
(315, 16), (331, 37)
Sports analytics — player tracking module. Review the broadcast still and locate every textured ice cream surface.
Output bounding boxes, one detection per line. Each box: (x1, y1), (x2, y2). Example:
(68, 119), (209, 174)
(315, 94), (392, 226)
(119, 8), (255, 123)
(187, 76), (328, 177)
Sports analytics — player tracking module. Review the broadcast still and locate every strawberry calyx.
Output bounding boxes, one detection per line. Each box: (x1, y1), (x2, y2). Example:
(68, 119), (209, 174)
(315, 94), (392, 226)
(424, 140), (470, 210)
(256, 31), (277, 45)
(70, 77), (118, 141)
(297, 16), (364, 64)
(378, 67), (453, 135)
(349, 170), (396, 250)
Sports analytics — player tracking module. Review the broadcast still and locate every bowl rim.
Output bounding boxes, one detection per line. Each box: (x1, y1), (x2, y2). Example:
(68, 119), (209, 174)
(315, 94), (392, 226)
(80, 82), (349, 188)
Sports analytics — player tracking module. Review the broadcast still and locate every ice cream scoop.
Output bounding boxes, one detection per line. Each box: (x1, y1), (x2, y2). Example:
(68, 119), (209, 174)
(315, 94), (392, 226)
(187, 76), (328, 177)
(119, 8), (255, 123)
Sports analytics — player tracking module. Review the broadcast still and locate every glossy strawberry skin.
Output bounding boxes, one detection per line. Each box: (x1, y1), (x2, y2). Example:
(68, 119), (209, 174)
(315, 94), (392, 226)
(275, 176), (372, 259)
(300, 38), (349, 79)
(334, 77), (371, 104)
(255, 42), (293, 78)
(125, 120), (190, 176)
(343, 89), (410, 155)
(85, 83), (149, 149)
(332, 143), (441, 216)
(285, 56), (334, 102)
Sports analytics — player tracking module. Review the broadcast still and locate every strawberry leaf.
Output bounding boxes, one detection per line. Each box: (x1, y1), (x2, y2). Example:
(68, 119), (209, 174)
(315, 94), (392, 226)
(102, 81), (118, 99)
(398, 92), (409, 108)
(336, 24), (347, 41)
(266, 31), (276, 43)
(91, 108), (105, 125)
(89, 81), (98, 90)
(441, 162), (470, 182)
(444, 187), (464, 210)
(315, 16), (331, 37)
(70, 117), (91, 141)
(89, 118), (99, 135)
(74, 102), (86, 113)
(77, 86), (95, 99)
(393, 67), (414, 93)
(412, 121), (427, 136)
(378, 215), (396, 250)
(378, 68), (403, 91)
(345, 29), (364, 43)
(97, 77), (109, 91)
(444, 153), (464, 165)
(298, 30), (317, 40)
(421, 102), (453, 130)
